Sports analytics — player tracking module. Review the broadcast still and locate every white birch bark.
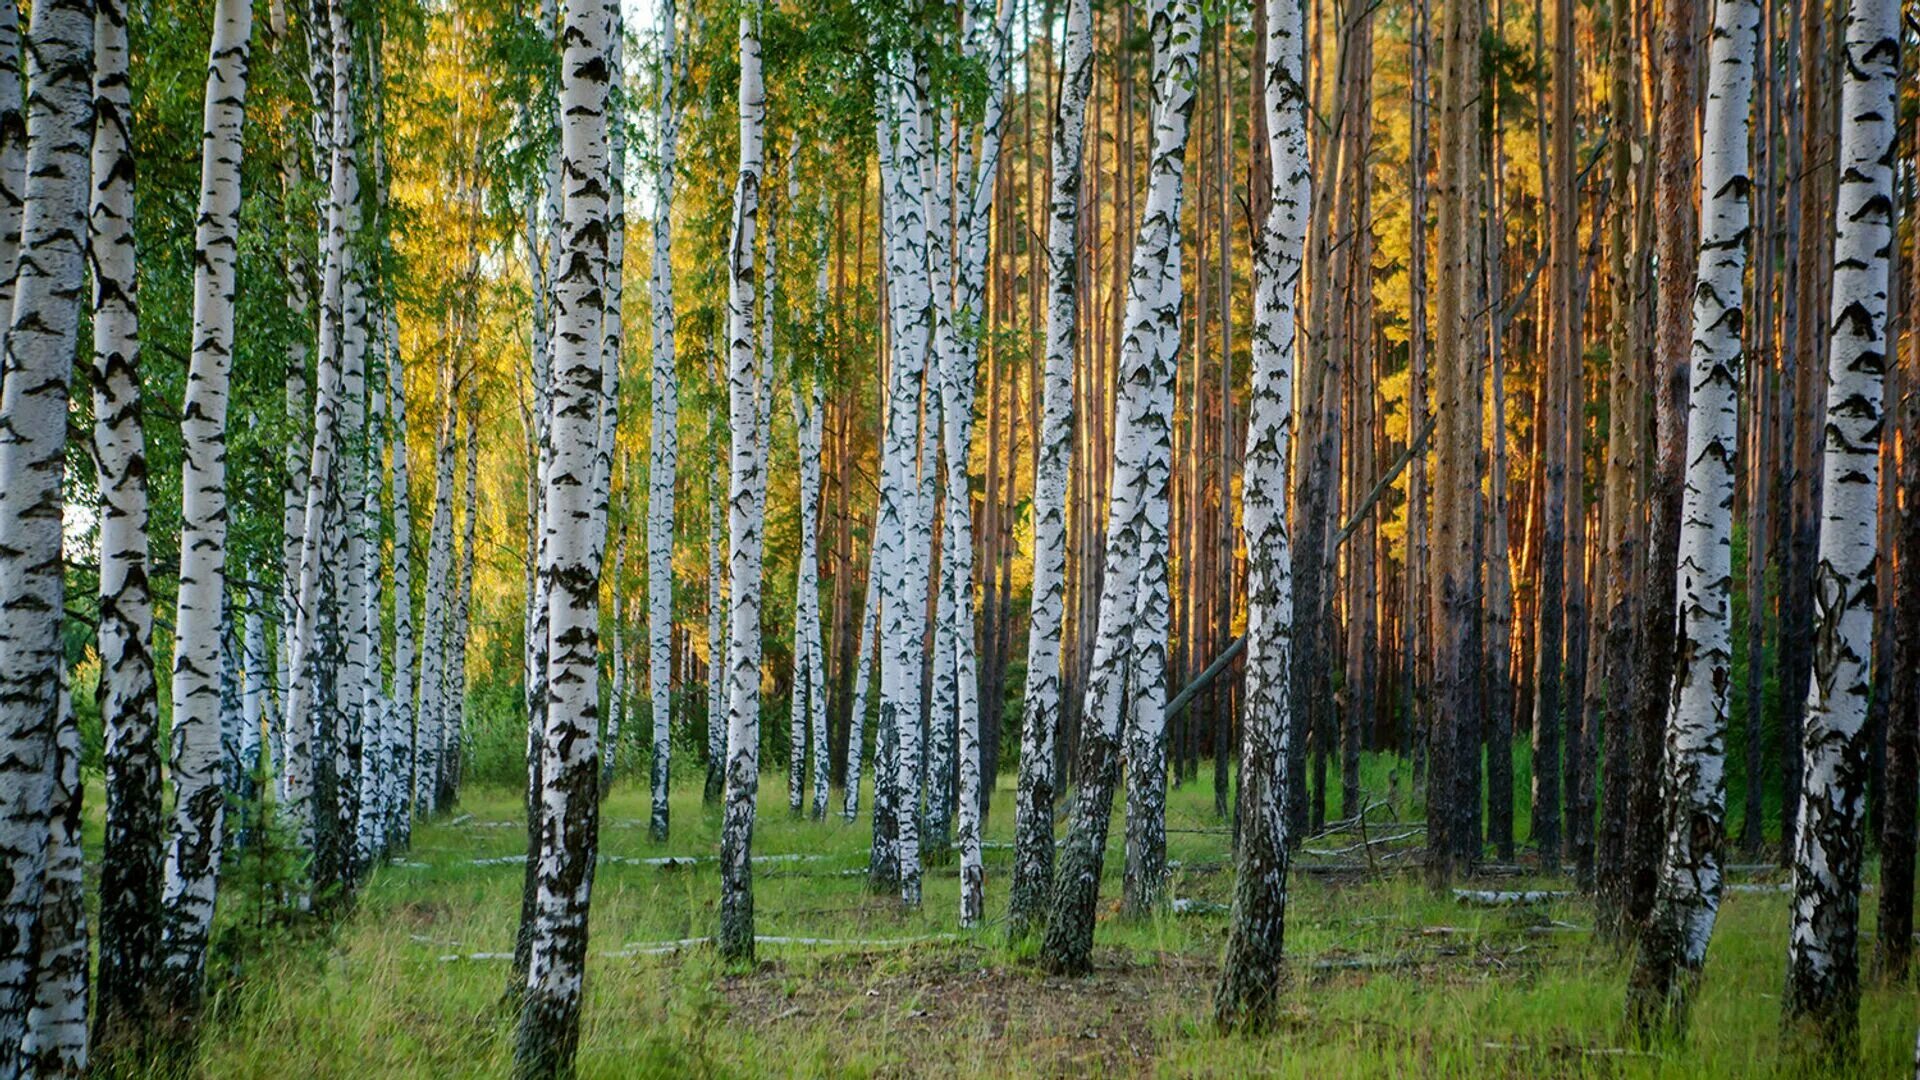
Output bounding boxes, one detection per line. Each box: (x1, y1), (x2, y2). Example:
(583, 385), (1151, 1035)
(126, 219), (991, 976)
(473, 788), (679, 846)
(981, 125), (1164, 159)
(1008, 0), (1092, 940)
(0, 0), (26, 362)
(417, 400), (456, 816)
(604, 528), (627, 795)
(21, 682), (84, 1078)
(387, 308), (416, 846)
(283, 0), (358, 880)
(719, 0), (767, 961)
(1041, 0), (1200, 972)
(647, 0), (680, 842)
(1214, 0), (1308, 1024)
(242, 595), (267, 796)
(514, 0), (613, 1062)
(0, 0), (92, 1049)
(1625, 0), (1759, 1028)
(1785, 0), (1898, 1036)
(161, 0), (253, 1014)
(355, 367), (388, 863)
(705, 387), (727, 804)
(90, 0), (163, 1043)
(844, 560), (878, 820)
(450, 391), (478, 800)
(872, 51), (936, 907)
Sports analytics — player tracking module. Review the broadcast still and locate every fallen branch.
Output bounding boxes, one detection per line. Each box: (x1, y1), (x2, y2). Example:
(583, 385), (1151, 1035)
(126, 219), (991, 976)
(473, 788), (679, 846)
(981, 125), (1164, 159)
(1452, 890), (1571, 907)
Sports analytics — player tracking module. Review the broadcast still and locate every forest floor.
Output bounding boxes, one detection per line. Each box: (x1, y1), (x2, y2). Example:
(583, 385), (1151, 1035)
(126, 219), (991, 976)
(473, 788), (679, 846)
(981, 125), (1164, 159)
(164, 760), (1914, 1078)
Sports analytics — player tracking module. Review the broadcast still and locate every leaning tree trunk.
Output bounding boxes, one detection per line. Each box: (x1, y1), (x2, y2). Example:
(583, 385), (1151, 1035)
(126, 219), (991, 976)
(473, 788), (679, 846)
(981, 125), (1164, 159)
(1007, 0), (1092, 942)
(1213, 0), (1307, 1026)
(159, 0), (253, 1024)
(717, 0), (766, 966)
(0, 0), (93, 1052)
(1622, 0), (1758, 1032)
(512, 0), (612, 1065)
(1039, 0), (1200, 975)
(646, 0), (679, 842)
(89, 0), (162, 1053)
(1784, 0), (1896, 1048)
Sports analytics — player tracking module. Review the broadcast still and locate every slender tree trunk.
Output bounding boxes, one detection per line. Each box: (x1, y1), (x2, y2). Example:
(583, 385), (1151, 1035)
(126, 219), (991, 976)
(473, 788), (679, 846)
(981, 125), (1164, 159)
(717, 0), (766, 963)
(387, 308), (416, 849)
(21, 685), (84, 1076)
(159, 0), (253, 1023)
(1008, 0), (1092, 942)
(88, 0), (160, 1051)
(844, 562), (878, 819)
(1877, 245), (1919, 979)
(1040, 0), (1200, 973)
(647, 0), (680, 842)
(1783, 0), (1897, 1046)
(512, 0), (612, 1064)
(1214, 0), (1306, 1024)
(1623, 0), (1758, 1029)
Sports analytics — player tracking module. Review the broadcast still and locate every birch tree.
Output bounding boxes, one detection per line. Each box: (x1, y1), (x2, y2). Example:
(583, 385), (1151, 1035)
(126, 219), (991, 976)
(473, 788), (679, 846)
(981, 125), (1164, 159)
(1040, 0), (1201, 974)
(792, 377), (827, 818)
(1007, 0), (1092, 941)
(21, 684), (84, 1077)
(1213, 0), (1307, 1026)
(513, 0), (613, 1061)
(387, 309), (416, 847)
(160, 0), (253, 1019)
(0, 0), (93, 1050)
(418, 393), (457, 816)
(1622, 0), (1758, 1029)
(844, 564), (878, 819)
(90, 0), (162, 1048)
(647, 0), (680, 842)
(718, 0), (767, 962)
(1784, 0), (1898, 1044)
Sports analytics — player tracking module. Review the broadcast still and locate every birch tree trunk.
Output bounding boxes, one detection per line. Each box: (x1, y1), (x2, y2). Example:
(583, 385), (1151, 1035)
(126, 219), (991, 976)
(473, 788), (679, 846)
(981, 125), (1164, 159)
(450, 391), (478, 802)
(793, 380), (827, 818)
(718, 0), (767, 963)
(21, 684), (84, 1077)
(1007, 0), (1092, 940)
(1784, 0), (1897, 1045)
(283, 0), (357, 888)
(604, 528), (627, 795)
(1040, 0), (1200, 973)
(1214, 0), (1306, 1026)
(705, 395), (727, 806)
(387, 309), (416, 848)
(418, 401), (456, 817)
(870, 49), (936, 903)
(1622, 0), (1758, 1029)
(160, 0), (253, 1021)
(513, 0), (612, 1063)
(0, 0), (92, 1051)
(843, 563), (878, 819)
(647, 0), (680, 842)
(89, 0), (161, 1049)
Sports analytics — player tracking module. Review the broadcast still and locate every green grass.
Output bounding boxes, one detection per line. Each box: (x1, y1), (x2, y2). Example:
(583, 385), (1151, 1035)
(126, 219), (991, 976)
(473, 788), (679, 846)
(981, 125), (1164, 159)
(162, 761), (1912, 1077)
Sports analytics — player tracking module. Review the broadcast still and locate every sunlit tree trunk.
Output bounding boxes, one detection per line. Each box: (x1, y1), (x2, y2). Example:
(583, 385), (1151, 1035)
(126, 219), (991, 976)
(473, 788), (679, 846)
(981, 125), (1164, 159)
(1213, 0), (1306, 1025)
(88, 0), (160, 1050)
(513, 0), (612, 1064)
(793, 379), (827, 818)
(1009, 0), (1092, 940)
(418, 398), (456, 817)
(1040, 0), (1200, 973)
(1622, 0), (1758, 1029)
(717, 0), (767, 965)
(646, 0), (680, 842)
(159, 0), (253, 1022)
(1784, 0), (1897, 1046)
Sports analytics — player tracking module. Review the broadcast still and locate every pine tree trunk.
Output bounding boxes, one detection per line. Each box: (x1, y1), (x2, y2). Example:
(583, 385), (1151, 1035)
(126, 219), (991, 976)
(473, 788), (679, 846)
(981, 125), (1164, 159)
(1622, 0), (1757, 1029)
(512, 0), (612, 1064)
(1783, 0), (1896, 1045)
(88, 0), (161, 1050)
(159, 0), (253, 1022)
(1213, 0), (1306, 1024)
(1008, 0), (1092, 942)
(1040, 0), (1200, 973)
(1878, 264), (1918, 979)
(646, 0), (679, 842)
